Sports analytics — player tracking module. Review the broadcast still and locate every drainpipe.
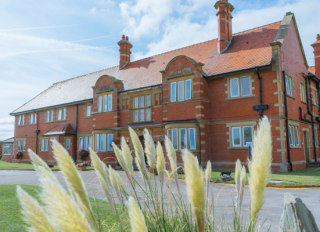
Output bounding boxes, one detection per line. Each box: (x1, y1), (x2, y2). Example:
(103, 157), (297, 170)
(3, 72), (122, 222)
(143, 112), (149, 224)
(282, 71), (293, 172)
(305, 76), (317, 163)
(197, 121), (202, 166)
(35, 112), (39, 154)
(73, 104), (79, 162)
(253, 68), (269, 117)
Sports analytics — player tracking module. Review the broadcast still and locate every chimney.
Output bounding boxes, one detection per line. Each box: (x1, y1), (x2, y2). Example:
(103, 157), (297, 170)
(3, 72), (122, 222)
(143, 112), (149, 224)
(118, 35), (132, 69)
(214, 0), (234, 53)
(312, 34), (320, 77)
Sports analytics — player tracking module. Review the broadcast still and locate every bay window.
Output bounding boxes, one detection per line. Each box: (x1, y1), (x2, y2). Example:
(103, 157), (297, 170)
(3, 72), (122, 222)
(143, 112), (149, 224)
(94, 133), (114, 152)
(167, 127), (196, 151)
(79, 135), (93, 151)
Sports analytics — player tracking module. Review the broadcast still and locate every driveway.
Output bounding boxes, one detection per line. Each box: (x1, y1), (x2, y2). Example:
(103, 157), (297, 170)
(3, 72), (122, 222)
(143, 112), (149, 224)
(1, 170), (319, 231)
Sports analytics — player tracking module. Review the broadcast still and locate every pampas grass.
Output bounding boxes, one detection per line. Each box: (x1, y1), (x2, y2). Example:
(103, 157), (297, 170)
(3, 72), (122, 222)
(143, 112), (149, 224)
(121, 137), (133, 175)
(127, 197), (148, 232)
(183, 151), (205, 232)
(144, 128), (156, 168)
(248, 116), (272, 226)
(129, 127), (146, 172)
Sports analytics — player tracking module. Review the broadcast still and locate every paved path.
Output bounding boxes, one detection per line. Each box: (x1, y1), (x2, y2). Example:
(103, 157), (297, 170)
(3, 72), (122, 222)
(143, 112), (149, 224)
(1, 170), (319, 231)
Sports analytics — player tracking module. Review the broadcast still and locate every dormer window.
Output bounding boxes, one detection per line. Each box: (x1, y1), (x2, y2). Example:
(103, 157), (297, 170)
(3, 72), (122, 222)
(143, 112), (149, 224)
(133, 95), (151, 122)
(170, 79), (192, 102)
(98, 93), (112, 113)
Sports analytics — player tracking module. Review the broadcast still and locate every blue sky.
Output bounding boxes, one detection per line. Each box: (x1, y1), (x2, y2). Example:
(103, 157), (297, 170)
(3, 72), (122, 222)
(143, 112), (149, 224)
(0, 0), (320, 140)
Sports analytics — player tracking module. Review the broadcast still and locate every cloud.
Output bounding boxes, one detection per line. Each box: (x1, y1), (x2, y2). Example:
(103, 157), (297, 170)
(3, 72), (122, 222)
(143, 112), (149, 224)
(0, 117), (14, 140)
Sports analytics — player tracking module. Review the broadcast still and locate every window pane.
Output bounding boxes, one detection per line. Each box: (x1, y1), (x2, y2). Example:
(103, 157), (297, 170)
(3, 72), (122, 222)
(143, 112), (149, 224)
(172, 129), (178, 150)
(185, 79), (192, 100)
(86, 104), (91, 117)
(66, 139), (70, 150)
(288, 126), (293, 145)
(178, 81), (184, 101)
(95, 134), (99, 152)
(34, 113), (37, 124)
(295, 127), (299, 146)
(100, 134), (106, 152)
(139, 96), (144, 108)
(41, 139), (44, 152)
(23, 140), (26, 151)
(45, 139), (48, 152)
(108, 94), (112, 111)
(133, 110), (139, 122)
(171, 82), (177, 102)
(98, 96), (103, 112)
(179, 128), (187, 150)
(50, 110), (53, 122)
(107, 134), (113, 151)
(243, 126), (253, 146)
(103, 95), (108, 112)
(167, 129), (172, 142)
(145, 95), (151, 107)
(133, 97), (139, 109)
(46, 111), (49, 122)
(58, 109), (62, 120)
(230, 78), (239, 97)
(146, 108), (151, 121)
(189, 128), (196, 150)
(313, 90), (317, 105)
(232, 127), (241, 147)
(140, 109), (145, 121)
(89, 136), (93, 149)
(63, 108), (66, 120)
(241, 77), (250, 96)
(79, 137), (83, 151)
(84, 137), (88, 151)
(30, 114), (33, 124)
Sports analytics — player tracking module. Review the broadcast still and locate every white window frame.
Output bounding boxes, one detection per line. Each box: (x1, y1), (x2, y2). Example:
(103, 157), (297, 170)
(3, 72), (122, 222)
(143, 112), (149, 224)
(240, 76), (250, 96)
(179, 128), (187, 150)
(231, 127), (242, 147)
(285, 75), (293, 97)
(3, 144), (11, 155)
(29, 113), (37, 125)
(46, 110), (54, 123)
(98, 96), (103, 112)
(289, 125), (300, 147)
(230, 78), (240, 98)
(57, 108), (66, 121)
(17, 140), (26, 152)
(242, 126), (253, 147)
(300, 83), (306, 102)
(41, 139), (48, 152)
(79, 137), (84, 151)
(65, 138), (71, 150)
(86, 104), (91, 117)
(132, 95), (152, 122)
(95, 134), (99, 152)
(108, 94), (113, 111)
(18, 115), (25, 126)
(107, 134), (113, 151)
(313, 89), (317, 105)
(170, 82), (177, 102)
(230, 76), (251, 98)
(188, 128), (196, 150)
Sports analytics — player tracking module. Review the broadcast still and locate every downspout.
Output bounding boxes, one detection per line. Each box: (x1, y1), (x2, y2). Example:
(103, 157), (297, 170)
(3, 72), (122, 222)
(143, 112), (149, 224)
(73, 104), (79, 163)
(282, 71), (293, 171)
(305, 76), (317, 163)
(317, 83), (320, 161)
(257, 69), (263, 117)
(197, 121), (202, 166)
(35, 112), (39, 154)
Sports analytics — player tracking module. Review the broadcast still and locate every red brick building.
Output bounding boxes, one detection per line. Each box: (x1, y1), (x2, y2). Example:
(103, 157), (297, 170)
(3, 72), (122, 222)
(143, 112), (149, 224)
(7, 0), (320, 171)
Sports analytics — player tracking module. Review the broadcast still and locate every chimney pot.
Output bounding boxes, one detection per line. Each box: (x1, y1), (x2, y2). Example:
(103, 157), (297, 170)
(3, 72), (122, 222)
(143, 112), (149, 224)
(122, 34), (125, 40)
(126, 36), (129, 41)
(317, 34), (320, 41)
(312, 34), (320, 77)
(118, 34), (132, 69)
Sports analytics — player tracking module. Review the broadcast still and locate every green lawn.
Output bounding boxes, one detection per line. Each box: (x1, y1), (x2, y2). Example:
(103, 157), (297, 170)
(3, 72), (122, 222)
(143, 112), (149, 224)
(0, 161), (36, 170)
(179, 167), (320, 187)
(0, 185), (129, 232)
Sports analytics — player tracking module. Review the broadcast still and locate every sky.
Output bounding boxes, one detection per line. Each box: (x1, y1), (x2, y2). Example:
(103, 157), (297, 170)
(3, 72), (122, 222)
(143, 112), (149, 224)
(0, 0), (320, 140)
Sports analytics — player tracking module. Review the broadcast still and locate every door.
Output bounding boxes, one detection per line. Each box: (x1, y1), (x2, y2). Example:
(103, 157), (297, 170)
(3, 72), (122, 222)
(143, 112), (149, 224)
(303, 131), (310, 163)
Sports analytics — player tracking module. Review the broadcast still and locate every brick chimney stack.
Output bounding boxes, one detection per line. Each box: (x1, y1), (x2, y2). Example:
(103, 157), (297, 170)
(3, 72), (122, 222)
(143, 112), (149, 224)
(118, 35), (132, 69)
(312, 34), (320, 77)
(214, 0), (234, 53)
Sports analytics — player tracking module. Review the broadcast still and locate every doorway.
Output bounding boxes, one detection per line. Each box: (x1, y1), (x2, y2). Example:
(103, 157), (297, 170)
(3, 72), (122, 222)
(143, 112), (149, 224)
(303, 131), (310, 163)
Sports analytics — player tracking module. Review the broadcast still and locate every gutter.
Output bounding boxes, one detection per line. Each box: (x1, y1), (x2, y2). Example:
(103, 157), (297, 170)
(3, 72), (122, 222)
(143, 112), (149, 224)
(282, 70), (293, 172)
(205, 64), (271, 80)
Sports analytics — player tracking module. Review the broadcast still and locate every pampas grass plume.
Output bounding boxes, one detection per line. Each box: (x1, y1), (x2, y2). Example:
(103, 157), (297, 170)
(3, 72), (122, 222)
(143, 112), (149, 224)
(183, 151), (205, 232)
(164, 136), (177, 174)
(156, 141), (165, 176)
(144, 128), (156, 168)
(121, 137), (133, 175)
(127, 196), (148, 232)
(17, 186), (56, 232)
(129, 127), (146, 171)
(248, 116), (272, 222)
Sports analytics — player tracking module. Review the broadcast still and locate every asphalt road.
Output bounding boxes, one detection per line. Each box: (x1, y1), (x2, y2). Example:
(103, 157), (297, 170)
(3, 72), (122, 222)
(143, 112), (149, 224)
(1, 170), (319, 231)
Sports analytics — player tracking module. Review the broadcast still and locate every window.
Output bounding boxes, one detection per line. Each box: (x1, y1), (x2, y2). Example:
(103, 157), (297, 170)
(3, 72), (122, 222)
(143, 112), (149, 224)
(285, 75), (293, 97)
(313, 89), (318, 105)
(65, 138), (71, 150)
(188, 128), (196, 150)
(94, 134), (113, 152)
(46, 110), (54, 122)
(29, 113), (37, 125)
(3, 144), (11, 155)
(167, 128), (178, 150)
(300, 83), (306, 102)
(289, 125), (299, 147)
(230, 76), (251, 98)
(41, 139), (48, 152)
(79, 136), (93, 151)
(57, 108), (66, 121)
(18, 115), (25, 126)
(86, 104), (91, 117)
(17, 140), (26, 152)
(170, 79), (192, 102)
(231, 126), (253, 148)
(98, 94), (112, 113)
(179, 128), (187, 150)
(133, 95), (152, 122)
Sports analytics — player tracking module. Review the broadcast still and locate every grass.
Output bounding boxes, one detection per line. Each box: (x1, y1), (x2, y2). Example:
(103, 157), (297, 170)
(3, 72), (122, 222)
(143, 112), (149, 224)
(0, 185), (129, 232)
(178, 167), (320, 187)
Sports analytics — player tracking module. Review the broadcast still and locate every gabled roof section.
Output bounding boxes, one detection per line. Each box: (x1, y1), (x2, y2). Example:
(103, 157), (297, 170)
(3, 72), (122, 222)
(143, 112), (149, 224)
(272, 12), (308, 67)
(43, 123), (75, 136)
(12, 21), (281, 115)
(2, 137), (14, 143)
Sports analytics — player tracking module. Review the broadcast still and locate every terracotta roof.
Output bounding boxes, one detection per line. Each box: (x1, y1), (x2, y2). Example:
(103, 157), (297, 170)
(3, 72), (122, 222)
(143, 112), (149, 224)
(2, 137), (14, 143)
(43, 123), (75, 136)
(12, 21), (281, 114)
(309, 66), (315, 75)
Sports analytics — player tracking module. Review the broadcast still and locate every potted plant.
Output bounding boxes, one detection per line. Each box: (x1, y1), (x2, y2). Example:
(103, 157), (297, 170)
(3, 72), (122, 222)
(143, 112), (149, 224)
(79, 150), (89, 161)
(15, 152), (23, 159)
